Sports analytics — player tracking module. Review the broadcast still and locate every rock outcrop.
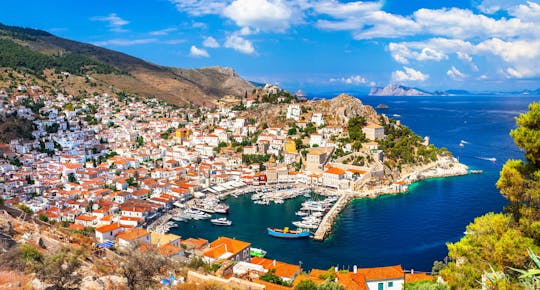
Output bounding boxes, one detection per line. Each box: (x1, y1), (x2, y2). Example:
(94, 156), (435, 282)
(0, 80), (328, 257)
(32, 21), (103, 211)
(369, 84), (432, 96)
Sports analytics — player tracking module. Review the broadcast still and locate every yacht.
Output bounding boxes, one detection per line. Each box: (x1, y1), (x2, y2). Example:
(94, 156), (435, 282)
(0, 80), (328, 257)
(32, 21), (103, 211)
(210, 217), (232, 226)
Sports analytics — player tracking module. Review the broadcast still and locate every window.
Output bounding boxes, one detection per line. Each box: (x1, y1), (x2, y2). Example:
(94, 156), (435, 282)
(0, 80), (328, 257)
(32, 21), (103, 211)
(388, 281), (393, 287)
(378, 282), (383, 290)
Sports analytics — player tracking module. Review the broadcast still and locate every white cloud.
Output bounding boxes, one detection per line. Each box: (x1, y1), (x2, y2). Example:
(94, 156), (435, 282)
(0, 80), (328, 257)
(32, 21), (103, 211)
(91, 13), (129, 32)
(508, 1), (540, 23)
(93, 38), (157, 46)
(225, 34), (255, 54)
(190, 45), (210, 57)
(447, 66), (467, 80)
(150, 27), (177, 36)
(170, 0), (229, 16)
(203, 36), (220, 48)
(456, 51), (473, 62)
(388, 42), (448, 64)
(392, 66), (429, 82)
(223, 0), (293, 32)
(478, 74), (489, 80)
(329, 75), (368, 85)
(477, 0), (526, 14)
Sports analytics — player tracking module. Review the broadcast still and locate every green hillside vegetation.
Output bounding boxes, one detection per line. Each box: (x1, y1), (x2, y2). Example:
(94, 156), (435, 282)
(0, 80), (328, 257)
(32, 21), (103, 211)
(379, 118), (445, 167)
(440, 102), (540, 288)
(0, 38), (122, 76)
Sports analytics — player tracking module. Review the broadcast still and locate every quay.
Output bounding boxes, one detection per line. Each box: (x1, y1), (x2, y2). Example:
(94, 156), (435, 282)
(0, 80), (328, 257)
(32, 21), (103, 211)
(313, 187), (395, 241)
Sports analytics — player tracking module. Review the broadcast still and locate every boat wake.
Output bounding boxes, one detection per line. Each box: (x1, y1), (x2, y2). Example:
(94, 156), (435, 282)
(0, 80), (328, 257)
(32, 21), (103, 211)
(475, 156), (497, 162)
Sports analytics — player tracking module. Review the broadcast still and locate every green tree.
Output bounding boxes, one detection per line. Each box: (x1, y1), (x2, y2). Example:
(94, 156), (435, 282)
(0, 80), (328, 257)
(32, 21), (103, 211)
(441, 213), (538, 288)
(38, 213), (49, 223)
(17, 204), (33, 215)
(67, 173), (78, 184)
(347, 116), (366, 142)
(295, 279), (317, 290)
(496, 103), (540, 239)
(405, 280), (449, 290)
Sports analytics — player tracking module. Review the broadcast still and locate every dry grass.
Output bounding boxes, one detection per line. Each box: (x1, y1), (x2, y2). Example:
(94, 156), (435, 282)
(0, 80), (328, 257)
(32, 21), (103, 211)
(0, 271), (31, 289)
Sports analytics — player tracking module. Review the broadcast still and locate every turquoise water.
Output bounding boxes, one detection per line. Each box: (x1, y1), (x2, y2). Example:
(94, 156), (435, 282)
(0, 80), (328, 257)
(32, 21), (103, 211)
(171, 95), (540, 271)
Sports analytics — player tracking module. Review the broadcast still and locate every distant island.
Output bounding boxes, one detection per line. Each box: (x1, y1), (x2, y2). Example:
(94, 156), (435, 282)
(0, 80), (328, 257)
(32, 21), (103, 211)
(369, 84), (540, 96)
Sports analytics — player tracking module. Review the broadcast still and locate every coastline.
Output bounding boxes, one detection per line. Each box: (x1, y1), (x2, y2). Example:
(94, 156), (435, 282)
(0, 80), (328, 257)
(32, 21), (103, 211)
(314, 157), (469, 241)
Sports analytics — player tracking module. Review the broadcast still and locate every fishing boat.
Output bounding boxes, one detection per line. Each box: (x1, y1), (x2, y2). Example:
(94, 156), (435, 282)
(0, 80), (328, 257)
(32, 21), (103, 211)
(250, 248), (267, 258)
(376, 104), (389, 109)
(267, 227), (310, 239)
(210, 217), (232, 226)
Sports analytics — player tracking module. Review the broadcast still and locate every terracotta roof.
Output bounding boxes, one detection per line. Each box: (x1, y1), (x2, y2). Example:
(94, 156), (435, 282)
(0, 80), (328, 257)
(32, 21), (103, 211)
(158, 244), (182, 257)
(405, 272), (435, 283)
(204, 236), (250, 258)
(116, 228), (149, 242)
(251, 257), (300, 279)
(355, 265), (404, 281)
(325, 167), (346, 175)
(96, 223), (122, 233)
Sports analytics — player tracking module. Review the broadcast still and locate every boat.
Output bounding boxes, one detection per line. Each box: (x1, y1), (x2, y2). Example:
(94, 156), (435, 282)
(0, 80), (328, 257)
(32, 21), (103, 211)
(376, 104), (389, 109)
(210, 217), (232, 226)
(250, 248), (267, 258)
(295, 211), (309, 216)
(469, 169), (484, 174)
(292, 221), (318, 229)
(267, 227), (310, 239)
(172, 216), (187, 222)
(214, 204), (229, 214)
(392, 114), (401, 117)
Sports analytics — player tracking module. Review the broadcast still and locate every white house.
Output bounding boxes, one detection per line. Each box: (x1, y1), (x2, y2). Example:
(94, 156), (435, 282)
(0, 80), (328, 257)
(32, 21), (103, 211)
(322, 167), (346, 189)
(356, 265), (405, 290)
(286, 105), (301, 121)
(311, 113), (324, 127)
(116, 228), (151, 248)
(362, 124), (386, 141)
(95, 223), (125, 243)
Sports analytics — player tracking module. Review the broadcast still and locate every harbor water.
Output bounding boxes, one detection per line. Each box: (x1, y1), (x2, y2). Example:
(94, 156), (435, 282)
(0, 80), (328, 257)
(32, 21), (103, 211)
(171, 94), (540, 271)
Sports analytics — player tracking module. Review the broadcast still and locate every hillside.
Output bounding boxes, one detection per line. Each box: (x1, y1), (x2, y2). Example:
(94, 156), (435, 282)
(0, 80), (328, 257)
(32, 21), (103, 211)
(0, 23), (254, 105)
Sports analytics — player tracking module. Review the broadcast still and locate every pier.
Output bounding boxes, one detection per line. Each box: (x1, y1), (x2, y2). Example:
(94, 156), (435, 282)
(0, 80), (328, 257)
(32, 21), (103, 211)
(313, 187), (397, 241)
(313, 194), (352, 241)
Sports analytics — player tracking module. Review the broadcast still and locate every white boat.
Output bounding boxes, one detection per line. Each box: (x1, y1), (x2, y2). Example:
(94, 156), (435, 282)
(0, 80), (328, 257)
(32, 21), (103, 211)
(184, 208), (211, 219)
(172, 216), (187, 222)
(292, 221), (318, 229)
(210, 217), (232, 226)
(296, 211), (309, 216)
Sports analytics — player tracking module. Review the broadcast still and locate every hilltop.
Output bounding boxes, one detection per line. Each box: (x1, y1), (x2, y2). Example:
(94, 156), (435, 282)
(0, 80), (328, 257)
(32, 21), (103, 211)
(0, 23), (254, 105)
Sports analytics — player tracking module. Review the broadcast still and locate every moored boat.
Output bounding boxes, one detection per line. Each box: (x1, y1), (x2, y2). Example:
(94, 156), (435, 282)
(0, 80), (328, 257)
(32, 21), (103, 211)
(250, 247), (267, 258)
(267, 227), (310, 239)
(210, 217), (232, 226)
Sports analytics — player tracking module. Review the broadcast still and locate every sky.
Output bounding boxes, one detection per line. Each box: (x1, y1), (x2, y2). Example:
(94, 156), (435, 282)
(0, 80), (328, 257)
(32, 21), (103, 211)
(1, 0), (540, 94)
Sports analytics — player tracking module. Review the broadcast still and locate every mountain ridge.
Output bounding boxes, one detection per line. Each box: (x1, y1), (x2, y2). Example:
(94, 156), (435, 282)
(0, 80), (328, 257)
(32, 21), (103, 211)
(0, 23), (255, 105)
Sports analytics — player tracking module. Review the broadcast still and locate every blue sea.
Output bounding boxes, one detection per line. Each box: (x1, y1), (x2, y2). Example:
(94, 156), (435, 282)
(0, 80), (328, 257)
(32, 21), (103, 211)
(171, 95), (540, 272)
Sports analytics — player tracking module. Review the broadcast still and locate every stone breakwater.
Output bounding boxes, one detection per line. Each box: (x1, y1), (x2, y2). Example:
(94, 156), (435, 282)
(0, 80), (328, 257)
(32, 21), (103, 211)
(314, 158), (469, 241)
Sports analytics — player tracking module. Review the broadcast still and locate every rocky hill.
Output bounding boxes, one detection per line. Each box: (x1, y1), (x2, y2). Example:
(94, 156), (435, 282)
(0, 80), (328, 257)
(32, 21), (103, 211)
(0, 23), (254, 105)
(243, 93), (382, 127)
(369, 84), (433, 96)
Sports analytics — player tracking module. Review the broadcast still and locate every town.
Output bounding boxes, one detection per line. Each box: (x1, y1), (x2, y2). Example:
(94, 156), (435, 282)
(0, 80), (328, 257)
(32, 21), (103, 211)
(0, 82), (465, 289)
